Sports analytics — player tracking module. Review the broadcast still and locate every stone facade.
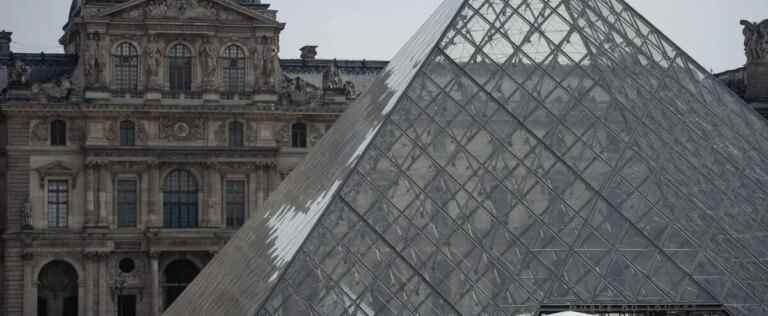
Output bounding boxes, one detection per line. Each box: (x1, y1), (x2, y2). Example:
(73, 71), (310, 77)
(0, 1), (386, 315)
(716, 19), (768, 116)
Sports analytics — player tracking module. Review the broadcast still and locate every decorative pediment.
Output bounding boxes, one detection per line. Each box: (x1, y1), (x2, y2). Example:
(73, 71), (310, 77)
(100, 0), (280, 25)
(35, 161), (80, 189)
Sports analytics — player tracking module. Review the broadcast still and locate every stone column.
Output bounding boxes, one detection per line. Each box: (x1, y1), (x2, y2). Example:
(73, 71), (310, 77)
(85, 165), (97, 226)
(150, 252), (162, 316)
(98, 253), (110, 316)
(256, 167), (266, 211)
(83, 253), (98, 316)
(207, 167), (222, 228)
(140, 169), (150, 230)
(22, 253), (34, 316)
(248, 171), (258, 218)
(97, 166), (111, 227)
(148, 165), (161, 227)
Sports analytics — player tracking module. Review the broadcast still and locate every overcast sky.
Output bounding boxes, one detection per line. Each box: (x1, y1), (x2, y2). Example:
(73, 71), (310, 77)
(1, 0), (766, 73)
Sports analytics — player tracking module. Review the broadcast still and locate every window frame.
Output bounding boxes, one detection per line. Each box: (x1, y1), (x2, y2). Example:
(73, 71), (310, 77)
(112, 42), (140, 91)
(119, 120), (136, 147)
(46, 179), (69, 228)
(50, 120), (67, 146)
(115, 176), (139, 228)
(162, 169), (199, 228)
(224, 178), (247, 228)
(222, 44), (247, 93)
(228, 121), (245, 147)
(168, 44), (193, 92)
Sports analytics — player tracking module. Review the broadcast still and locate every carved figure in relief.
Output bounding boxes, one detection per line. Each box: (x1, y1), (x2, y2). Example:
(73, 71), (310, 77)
(200, 37), (219, 88)
(145, 35), (164, 89)
(322, 64), (344, 90)
(343, 80), (358, 100)
(8, 59), (30, 85)
(254, 37), (279, 91)
(146, 0), (169, 17)
(31, 120), (49, 143)
(741, 19), (768, 63)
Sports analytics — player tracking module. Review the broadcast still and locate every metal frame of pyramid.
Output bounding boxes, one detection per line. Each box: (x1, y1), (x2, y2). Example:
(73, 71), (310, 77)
(165, 0), (768, 315)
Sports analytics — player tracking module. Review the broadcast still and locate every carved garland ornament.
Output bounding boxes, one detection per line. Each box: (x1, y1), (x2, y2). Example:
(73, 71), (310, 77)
(30, 120), (49, 144)
(159, 118), (206, 141)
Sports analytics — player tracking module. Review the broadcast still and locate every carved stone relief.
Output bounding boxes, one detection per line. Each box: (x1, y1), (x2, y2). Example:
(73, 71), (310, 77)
(308, 124), (325, 147)
(742, 19), (768, 63)
(30, 120), (49, 144)
(84, 33), (106, 88)
(145, 35), (165, 90)
(159, 118), (206, 141)
(200, 37), (219, 90)
(8, 59), (30, 85)
(277, 75), (322, 107)
(275, 123), (290, 146)
(254, 37), (279, 91)
(68, 120), (86, 144)
(322, 64), (344, 90)
(144, 0), (221, 19)
(214, 122), (227, 144)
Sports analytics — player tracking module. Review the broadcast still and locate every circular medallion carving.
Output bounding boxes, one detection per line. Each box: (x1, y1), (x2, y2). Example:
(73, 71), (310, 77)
(174, 122), (190, 137)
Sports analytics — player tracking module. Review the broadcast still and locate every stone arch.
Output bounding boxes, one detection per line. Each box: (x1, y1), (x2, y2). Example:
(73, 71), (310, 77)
(36, 260), (80, 316)
(161, 258), (201, 311)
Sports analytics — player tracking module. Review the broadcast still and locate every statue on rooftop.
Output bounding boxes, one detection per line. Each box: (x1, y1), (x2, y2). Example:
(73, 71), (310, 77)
(8, 59), (30, 85)
(742, 19), (768, 63)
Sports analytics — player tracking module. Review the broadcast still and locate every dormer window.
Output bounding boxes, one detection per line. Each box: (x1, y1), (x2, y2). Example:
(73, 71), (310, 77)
(168, 44), (193, 92)
(223, 45), (246, 93)
(50, 120), (67, 146)
(113, 42), (139, 91)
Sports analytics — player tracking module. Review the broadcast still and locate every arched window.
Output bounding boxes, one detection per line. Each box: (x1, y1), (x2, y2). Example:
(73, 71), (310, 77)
(222, 45), (246, 92)
(168, 44), (192, 91)
(163, 169), (198, 228)
(163, 259), (200, 311)
(38, 260), (79, 316)
(120, 120), (136, 146)
(112, 42), (139, 91)
(291, 122), (307, 148)
(50, 120), (67, 146)
(228, 121), (244, 147)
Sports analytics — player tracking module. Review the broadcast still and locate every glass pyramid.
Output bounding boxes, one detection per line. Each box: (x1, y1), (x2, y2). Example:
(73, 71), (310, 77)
(165, 0), (768, 315)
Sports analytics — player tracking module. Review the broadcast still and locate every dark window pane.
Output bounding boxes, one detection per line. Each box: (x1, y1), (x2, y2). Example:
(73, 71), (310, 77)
(117, 179), (138, 227)
(120, 120), (136, 146)
(50, 120), (67, 146)
(223, 45), (246, 92)
(163, 170), (198, 228)
(112, 42), (139, 91)
(291, 122), (307, 148)
(118, 295), (137, 316)
(47, 180), (68, 227)
(168, 44), (192, 92)
(229, 121), (244, 147)
(226, 180), (246, 228)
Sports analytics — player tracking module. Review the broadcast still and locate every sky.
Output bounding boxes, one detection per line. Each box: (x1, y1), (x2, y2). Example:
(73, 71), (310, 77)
(1, 0), (766, 73)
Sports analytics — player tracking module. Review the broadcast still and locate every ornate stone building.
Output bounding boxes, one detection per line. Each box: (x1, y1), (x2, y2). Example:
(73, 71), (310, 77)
(717, 19), (768, 117)
(0, 1), (385, 315)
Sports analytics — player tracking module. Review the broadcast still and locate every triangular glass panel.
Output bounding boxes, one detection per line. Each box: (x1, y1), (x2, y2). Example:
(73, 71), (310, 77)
(166, 1), (768, 315)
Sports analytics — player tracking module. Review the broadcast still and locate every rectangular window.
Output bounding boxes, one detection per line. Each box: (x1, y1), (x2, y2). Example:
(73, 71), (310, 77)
(117, 179), (138, 227)
(225, 180), (246, 228)
(117, 295), (137, 316)
(47, 180), (68, 228)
